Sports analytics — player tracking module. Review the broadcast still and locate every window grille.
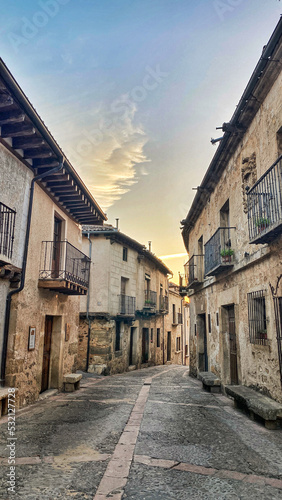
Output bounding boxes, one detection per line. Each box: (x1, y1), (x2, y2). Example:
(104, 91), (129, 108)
(247, 290), (268, 345)
(176, 337), (181, 351)
(157, 328), (160, 347)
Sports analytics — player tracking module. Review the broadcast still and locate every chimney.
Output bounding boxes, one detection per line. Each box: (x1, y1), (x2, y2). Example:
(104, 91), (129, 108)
(115, 218), (119, 230)
(148, 241), (152, 252)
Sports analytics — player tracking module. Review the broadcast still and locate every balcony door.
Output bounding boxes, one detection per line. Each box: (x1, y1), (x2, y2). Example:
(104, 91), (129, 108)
(52, 217), (62, 278)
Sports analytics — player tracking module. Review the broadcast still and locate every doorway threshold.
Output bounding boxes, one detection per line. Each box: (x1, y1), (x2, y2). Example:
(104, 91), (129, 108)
(39, 389), (59, 401)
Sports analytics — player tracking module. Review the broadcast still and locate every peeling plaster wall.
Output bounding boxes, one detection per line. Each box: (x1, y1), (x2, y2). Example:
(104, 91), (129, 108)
(5, 183), (82, 407)
(0, 144), (33, 384)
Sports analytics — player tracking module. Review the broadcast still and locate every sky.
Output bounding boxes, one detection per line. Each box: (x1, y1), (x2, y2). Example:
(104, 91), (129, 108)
(0, 0), (281, 279)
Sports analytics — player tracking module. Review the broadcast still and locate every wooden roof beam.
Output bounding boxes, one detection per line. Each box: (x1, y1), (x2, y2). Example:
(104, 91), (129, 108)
(13, 137), (45, 149)
(0, 110), (25, 125)
(0, 95), (13, 107)
(24, 148), (53, 159)
(1, 123), (36, 138)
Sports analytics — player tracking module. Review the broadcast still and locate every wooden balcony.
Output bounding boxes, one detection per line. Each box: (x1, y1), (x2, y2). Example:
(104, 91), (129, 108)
(38, 240), (90, 295)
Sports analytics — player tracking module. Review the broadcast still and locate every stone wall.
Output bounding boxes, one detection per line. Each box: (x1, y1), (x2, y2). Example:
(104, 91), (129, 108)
(5, 183), (82, 408)
(187, 58), (282, 402)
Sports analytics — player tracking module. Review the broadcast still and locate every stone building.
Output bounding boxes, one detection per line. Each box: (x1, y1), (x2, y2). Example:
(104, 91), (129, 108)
(0, 59), (106, 407)
(78, 225), (172, 374)
(181, 19), (282, 402)
(164, 282), (189, 366)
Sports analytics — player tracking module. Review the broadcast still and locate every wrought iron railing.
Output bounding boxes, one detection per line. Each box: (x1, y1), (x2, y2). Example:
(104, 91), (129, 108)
(144, 290), (157, 307)
(186, 254), (204, 286)
(247, 156), (282, 242)
(159, 295), (168, 311)
(119, 294), (136, 315)
(178, 312), (183, 324)
(204, 227), (235, 276)
(247, 290), (268, 346)
(39, 240), (90, 287)
(0, 202), (16, 261)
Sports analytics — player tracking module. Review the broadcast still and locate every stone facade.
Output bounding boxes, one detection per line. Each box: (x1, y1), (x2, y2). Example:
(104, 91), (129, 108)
(0, 143), (33, 382)
(78, 226), (172, 375)
(5, 183), (85, 407)
(182, 25), (282, 402)
(0, 60), (106, 408)
(164, 283), (188, 366)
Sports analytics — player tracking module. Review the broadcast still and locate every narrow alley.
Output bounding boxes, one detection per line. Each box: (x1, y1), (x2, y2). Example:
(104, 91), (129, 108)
(1, 365), (282, 499)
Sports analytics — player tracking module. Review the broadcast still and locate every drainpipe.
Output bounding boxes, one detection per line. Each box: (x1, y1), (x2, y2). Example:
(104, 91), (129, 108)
(85, 232), (92, 372)
(162, 312), (165, 365)
(0, 158), (64, 386)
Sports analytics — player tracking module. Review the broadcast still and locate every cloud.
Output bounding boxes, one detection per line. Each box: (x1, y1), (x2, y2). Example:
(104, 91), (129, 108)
(62, 97), (150, 210)
(158, 253), (188, 260)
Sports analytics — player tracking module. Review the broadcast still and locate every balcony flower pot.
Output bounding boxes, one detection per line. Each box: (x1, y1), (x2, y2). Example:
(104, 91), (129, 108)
(220, 248), (234, 263)
(255, 217), (269, 234)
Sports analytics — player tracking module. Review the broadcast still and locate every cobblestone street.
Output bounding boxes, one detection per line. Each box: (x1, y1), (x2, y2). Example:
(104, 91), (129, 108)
(1, 365), (282, 499)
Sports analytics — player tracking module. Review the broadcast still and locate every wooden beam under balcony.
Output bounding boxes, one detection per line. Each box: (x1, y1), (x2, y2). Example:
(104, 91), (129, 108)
(0, 95), (13, 107)
(38, 279), (87, 295)
(0, 110), (25, 125)
(1, 123), (36, 138)
(13, 137), (45, 149)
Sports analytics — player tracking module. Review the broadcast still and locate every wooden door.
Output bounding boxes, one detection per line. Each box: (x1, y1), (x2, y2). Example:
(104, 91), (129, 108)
(142, 328), (149, 363)
(41, 316), (53, 392)
(129, 327), (134, 365)
(167, 331), (171, 361)
(228, 306), (238, 384)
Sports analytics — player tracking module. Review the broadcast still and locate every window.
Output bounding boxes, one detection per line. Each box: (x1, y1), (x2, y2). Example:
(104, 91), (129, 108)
(0, 202), (16, 260)
(176, 337), (181, 351)
(277, 126), (282, 156)
(157, 328), (160, 347)
(247, 290), (268, 345)
(208, 314), (211, 333)
(172, 304), (176, 324)
(123, 247), (128, 262)
(151, 328), (154, 343)
(216, 312), (219, 326)
(194, 324), (197, 336)
(115, 321), (121, 351)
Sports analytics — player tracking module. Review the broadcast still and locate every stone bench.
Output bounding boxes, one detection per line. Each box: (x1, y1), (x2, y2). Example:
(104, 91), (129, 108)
(63, 373), (82, 393)
(198, 372), (221, 393)
(225, 385), (282, 429)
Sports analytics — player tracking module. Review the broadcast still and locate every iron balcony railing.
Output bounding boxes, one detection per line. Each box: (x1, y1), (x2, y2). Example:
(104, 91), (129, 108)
(178, 312), (183, 324)
(0, 202), (16, 261)
(144, 290), (157, 307)
(119, 294), (136, 315)
(39, 240), (90, 287)
(185, 254), (204, 287)
(247, 155), (282, 244)
(204, 227), (236, 276)
(159, 295), (169, 311)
